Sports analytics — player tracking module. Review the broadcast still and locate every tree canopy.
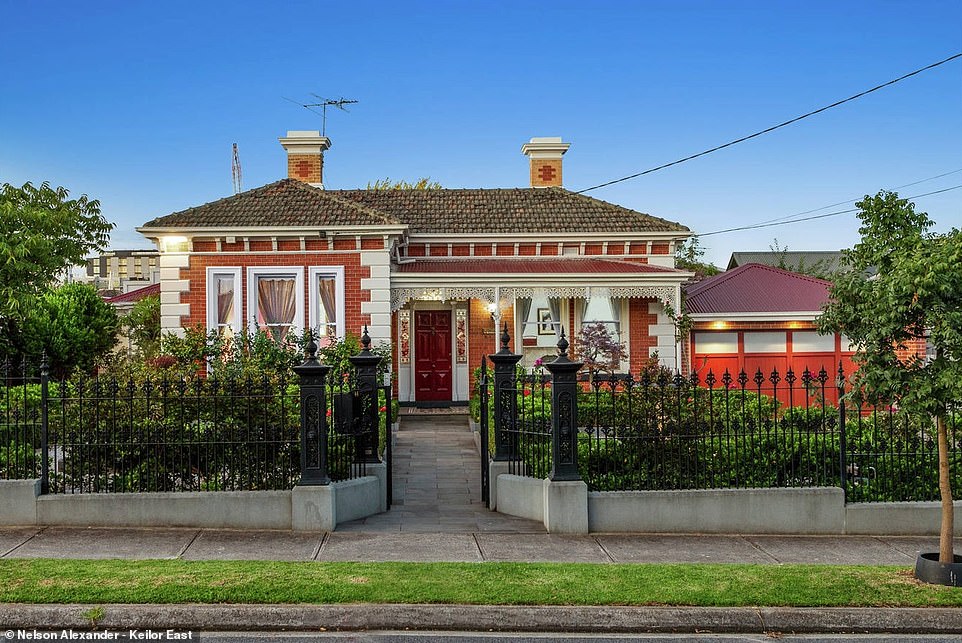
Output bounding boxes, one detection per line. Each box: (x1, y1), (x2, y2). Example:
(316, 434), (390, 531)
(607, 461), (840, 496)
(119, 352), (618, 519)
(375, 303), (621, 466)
(0, 182), (112, 321)
(818, 190), (961, 563)
(366, 177), (442, 190)
(674, 236), (721, 280)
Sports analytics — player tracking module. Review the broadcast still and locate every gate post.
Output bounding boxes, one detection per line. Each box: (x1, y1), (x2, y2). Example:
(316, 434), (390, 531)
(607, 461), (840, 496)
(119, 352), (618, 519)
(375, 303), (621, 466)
(293, 332), (332, 485)
(544, 328), (584, 481)
(349, 327), (383, 464)
(837, 362), (848, 500)
(489, 323), (522, 461)
(40, 352), (49, 495)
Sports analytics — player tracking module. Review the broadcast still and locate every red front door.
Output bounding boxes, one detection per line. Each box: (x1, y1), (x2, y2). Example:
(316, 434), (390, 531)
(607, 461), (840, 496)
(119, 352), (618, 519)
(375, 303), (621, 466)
(414, 310), (453, 402)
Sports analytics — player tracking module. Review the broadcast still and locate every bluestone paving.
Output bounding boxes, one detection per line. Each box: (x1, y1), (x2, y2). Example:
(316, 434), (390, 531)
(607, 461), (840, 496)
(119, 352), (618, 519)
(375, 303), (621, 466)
(10, 526), (194, 559)
(595, 534), (775, 564)
(319, 532), (482, 562)
(476, 533), (613, 562)
(181, 529), (322, 561)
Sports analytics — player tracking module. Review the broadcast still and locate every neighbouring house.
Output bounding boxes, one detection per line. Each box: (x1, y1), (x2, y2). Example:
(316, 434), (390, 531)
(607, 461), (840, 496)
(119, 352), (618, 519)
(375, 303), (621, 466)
(726, 250), (847, 276)
(102, 282), (161, 316)
(137, 132), (693, 404)
(684, 263), (856, 403)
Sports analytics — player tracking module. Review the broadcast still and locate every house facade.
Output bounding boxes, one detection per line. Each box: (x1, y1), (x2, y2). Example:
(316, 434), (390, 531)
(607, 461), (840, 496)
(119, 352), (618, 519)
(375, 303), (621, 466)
(137, 132), (693, 404)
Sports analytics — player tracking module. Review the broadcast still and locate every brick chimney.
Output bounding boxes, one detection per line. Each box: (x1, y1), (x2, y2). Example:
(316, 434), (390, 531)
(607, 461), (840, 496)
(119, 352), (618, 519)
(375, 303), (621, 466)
(521, 136), (570, 188)
(279, 130), (331, 188)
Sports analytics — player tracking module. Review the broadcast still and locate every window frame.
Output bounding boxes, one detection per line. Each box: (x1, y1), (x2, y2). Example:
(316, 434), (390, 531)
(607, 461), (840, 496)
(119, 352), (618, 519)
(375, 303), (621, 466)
(246, 266), (305, 338)
(206, 266), (243, 335)
(307, 265), (346, 343)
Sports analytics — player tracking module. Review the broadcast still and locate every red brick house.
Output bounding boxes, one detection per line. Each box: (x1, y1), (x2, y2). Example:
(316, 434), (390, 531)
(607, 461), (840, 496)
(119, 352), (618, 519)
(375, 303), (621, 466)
(137, 132), (693, 404)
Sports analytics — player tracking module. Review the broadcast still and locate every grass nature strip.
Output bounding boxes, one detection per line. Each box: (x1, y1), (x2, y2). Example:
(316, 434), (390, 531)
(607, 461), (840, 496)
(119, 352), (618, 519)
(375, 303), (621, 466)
(1, 560), (961, 607)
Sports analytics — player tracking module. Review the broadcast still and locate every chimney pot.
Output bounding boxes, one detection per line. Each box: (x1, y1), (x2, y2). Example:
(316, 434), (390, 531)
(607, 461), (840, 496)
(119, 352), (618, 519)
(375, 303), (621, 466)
(521, 136), (570, 188)
(279, 130), (331, 188)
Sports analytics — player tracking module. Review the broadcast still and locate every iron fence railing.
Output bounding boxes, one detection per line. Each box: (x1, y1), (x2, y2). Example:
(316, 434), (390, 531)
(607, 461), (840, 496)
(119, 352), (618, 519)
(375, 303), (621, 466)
(478, 331), (961, 503)
(1, 331), (388, 494)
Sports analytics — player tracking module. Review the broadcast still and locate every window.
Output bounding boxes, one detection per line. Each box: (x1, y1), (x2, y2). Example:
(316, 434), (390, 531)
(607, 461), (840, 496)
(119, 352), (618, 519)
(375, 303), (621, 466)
(308, 266), (345, 345)
(744, 332), (787, 353)
(206, 267), (242, 337)
(694, 332), (738, 354)
(247, 267), (304, 342)
(792, 331), (835, 353)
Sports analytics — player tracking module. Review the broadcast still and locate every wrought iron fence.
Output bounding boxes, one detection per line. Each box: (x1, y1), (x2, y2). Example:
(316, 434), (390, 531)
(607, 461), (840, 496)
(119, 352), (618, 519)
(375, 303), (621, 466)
(1, 330), (388, 494)
(480, 330), (962, 503)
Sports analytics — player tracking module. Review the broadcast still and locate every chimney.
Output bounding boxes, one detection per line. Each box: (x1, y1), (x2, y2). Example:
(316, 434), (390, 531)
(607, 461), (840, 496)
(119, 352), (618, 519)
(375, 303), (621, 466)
(279, 130), (331, 188)
(521, 136), (570, 188)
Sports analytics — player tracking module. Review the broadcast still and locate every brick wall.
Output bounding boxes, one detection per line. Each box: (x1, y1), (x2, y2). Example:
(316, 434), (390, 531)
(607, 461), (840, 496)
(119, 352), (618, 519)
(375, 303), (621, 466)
(628, 298), (658, 374)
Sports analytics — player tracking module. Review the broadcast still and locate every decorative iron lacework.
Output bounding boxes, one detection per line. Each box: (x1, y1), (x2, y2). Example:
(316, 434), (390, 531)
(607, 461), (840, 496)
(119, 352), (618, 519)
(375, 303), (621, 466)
(398, 310), (411, 364)
(455, 309), (467, 363)
(391, 285), (675, 310)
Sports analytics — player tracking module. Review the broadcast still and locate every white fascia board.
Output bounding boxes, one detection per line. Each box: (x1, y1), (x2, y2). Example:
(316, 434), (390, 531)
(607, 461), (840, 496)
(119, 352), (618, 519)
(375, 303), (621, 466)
(407, 231), (690, 243)
(136, 225), (409, 237)
(688, 311), (822, 322)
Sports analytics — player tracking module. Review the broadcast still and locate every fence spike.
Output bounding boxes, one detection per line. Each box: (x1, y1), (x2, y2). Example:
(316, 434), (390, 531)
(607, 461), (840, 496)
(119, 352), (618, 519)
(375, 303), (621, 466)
(556, 326), (569, 357)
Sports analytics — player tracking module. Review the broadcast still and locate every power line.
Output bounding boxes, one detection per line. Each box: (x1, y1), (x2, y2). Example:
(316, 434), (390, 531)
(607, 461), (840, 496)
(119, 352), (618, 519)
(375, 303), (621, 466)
(740, 168), (962, 228)
(699, 185), (962, 237)
(574, 53), (962, 194)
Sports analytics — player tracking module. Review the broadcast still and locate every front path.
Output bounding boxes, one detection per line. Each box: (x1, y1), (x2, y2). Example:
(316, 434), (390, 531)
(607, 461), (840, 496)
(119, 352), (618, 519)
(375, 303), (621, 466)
(337, 413), (545, 533)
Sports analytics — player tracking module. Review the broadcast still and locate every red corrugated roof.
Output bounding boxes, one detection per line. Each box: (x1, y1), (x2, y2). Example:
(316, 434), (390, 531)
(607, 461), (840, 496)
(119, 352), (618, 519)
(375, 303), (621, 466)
(395, 258), (679, 274)
(684, 263), (831, 314)
(104, 283), (160, 304)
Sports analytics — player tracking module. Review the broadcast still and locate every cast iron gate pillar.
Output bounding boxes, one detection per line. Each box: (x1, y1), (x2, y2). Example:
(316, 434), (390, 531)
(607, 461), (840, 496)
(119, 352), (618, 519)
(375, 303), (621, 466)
(544, 328), (584, 481)
(349, 326), (383, 464)
(293, 332), (332, 485)
(488, 323), (522, 461)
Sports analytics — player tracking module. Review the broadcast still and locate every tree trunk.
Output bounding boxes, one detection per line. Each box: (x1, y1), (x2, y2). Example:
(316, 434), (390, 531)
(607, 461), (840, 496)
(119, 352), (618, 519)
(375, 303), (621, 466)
(938, 413), (954, 563)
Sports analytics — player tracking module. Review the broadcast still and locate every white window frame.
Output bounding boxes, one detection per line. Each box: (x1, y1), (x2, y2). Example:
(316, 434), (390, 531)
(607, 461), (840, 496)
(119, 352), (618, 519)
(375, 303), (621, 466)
(206, 267), (243, 335)
(308, 265), (346, 342)
(246, 266), (305, 338)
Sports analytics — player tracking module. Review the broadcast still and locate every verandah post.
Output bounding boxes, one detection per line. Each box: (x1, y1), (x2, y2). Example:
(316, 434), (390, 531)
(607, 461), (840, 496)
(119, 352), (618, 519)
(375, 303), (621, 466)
(544, 327), (584, 481)
(349, 326), (383, 464)
(293, 332), (332, 485)
(489, 322), (522, 461)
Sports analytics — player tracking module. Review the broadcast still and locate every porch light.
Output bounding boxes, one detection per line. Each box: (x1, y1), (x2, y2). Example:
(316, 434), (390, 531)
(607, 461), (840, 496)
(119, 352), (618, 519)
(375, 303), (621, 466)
(160, 236), (190, 253)
(487, 302), (500, 317)
(711, 321), (729, 330)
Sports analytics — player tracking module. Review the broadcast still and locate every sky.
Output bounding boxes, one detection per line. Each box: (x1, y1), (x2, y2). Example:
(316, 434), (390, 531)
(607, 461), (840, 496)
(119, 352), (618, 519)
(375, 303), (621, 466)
(1, 0), (960, 268)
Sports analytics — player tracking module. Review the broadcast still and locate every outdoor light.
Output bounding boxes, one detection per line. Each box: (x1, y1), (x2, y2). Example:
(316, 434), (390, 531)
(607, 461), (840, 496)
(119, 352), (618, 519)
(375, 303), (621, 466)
(487, 301), (499, 316)
(160, 236), (190, 253)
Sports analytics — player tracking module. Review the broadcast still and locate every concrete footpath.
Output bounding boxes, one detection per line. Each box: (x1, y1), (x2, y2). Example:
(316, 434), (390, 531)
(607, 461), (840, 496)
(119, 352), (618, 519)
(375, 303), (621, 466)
(1, 526), (962, 635)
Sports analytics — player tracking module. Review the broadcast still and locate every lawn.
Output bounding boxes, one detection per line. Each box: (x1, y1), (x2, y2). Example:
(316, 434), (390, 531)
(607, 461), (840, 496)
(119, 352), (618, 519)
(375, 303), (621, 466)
(1, 560), (960, 607)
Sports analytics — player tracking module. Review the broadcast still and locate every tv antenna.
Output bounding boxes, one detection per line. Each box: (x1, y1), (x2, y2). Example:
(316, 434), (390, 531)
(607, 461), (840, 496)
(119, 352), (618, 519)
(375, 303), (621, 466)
(231, 143), (243, 194)
(283, 95), (358, 136)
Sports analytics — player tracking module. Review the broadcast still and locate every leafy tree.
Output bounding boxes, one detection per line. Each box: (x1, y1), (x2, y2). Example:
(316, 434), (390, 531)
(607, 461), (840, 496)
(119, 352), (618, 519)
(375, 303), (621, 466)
(576, 322), (626, 383)
(769, 238), (837, 280)
(19, 283), (120, 377)
(121, 294), (161, 359)
(674, 235), (721, 280)
(818, 191), (962, 563)
(0, 182), (112, 321)
(366, 177), (442, 190)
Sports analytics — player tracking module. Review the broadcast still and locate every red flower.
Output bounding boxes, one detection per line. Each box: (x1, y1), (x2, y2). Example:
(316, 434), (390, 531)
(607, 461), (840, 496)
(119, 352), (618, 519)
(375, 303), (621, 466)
(523, 389), (531, 396)
(326, 409), (332, 417)
(379, 406), (387, 412)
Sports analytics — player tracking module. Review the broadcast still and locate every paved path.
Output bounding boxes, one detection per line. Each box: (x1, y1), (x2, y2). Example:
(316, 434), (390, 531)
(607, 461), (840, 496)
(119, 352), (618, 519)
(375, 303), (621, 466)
(338, 413), (544, 533)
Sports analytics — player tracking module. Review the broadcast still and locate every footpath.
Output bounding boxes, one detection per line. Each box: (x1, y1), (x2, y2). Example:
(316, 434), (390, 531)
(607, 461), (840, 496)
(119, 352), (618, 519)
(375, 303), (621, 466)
(0, 414), (959, 635)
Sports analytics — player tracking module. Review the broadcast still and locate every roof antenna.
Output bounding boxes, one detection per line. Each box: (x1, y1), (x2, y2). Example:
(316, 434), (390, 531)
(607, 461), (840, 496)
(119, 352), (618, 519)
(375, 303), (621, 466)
(283, 95), (358, 136)
(231, 143), (243, 194)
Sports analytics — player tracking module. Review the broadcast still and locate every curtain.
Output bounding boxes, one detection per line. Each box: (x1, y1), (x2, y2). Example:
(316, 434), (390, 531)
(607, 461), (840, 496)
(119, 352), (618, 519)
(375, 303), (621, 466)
(610, 298), (622, 339)
(318, 276), (337, 338)
(216, 276), (234, 327)
(516, 297), (532, 336)
(257, 277), (296, 341)
(548, 298), (562, 337)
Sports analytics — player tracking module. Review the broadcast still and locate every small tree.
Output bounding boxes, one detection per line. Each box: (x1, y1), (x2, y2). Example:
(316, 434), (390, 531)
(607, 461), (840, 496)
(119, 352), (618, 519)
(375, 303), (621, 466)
(366, 177), (442, 190)
(818, 191), (962, 563)
(577, 322), (626, 383)
(122, 294), (161, 359)
(674, 235), (721, 280)
(19, 283), (120, 377)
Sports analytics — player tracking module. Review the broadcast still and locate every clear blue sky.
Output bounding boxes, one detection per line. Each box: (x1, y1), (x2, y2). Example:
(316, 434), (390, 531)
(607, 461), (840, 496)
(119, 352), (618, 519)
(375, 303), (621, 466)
(2, 0), (960, 268)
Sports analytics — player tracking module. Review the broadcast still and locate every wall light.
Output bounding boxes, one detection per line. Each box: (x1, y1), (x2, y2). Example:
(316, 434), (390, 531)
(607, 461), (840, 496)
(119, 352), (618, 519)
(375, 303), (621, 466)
(160, 236), (190, 253)
(711, 321), (729, 330)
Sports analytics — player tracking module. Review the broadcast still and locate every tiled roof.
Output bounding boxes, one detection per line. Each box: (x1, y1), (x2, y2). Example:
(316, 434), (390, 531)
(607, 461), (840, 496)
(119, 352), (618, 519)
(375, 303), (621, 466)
(335, 188), (689, 234)
(684, 263), (832, 314)
(103, 283), (160, 304)
(396, 258), (679, 274)
(141, 180), (399, 228)
(727, 251), (846, 273)
(140, 180), (689, 234)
